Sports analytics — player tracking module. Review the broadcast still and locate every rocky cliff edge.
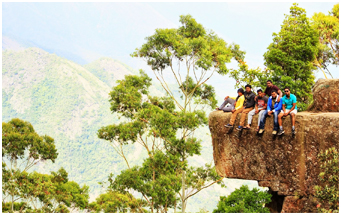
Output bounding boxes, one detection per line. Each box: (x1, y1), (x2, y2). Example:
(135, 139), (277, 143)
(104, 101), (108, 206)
(209, 79), (339, 213)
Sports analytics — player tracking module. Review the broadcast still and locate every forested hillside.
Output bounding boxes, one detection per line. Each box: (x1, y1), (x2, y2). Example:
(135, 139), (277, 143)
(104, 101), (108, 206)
(2, 48), (140, 198)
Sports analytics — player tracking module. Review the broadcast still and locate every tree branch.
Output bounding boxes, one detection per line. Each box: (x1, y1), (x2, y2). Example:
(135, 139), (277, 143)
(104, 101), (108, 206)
(184, 177), (224, 201)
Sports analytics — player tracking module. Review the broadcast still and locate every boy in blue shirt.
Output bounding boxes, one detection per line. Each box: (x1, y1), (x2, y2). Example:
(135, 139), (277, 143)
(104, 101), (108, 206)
(277, 87), (297, 135)
(259, 90), (283, 135)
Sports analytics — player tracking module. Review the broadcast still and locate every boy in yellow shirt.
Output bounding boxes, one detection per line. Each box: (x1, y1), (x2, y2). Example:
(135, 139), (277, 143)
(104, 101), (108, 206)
(216, 88), (245, 112)
(220, 88), (245, 127)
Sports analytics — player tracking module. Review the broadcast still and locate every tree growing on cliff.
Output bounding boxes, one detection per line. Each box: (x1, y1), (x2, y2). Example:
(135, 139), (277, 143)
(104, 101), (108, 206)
(315, 147), (339, 213)
(2, 118), (89, 213)
(98, 71), (224, 212)
(131, 14), (243, 212)
(228, 4), (338, 96)
(264, 3), (319, 110)
(213, 185), (272, 213)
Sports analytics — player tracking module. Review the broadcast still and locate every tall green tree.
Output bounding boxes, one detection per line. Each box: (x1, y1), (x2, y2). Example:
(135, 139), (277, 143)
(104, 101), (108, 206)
(213, 185), (272, 213)
(311, 3), (339, 78)
(98, 71), (224, 212)
(264, 3), (319, 110)
(131, 14), (242, 212)
(2, 118), (89, 213)
(2, 118), (58, 212)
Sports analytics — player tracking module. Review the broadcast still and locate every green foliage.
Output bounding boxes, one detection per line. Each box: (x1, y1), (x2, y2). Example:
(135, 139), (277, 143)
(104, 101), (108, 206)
(132, 14), (236, 75)
(2, 118), (89, 213)
(98, 71), (226, 212)
(264, 3), (319, 108)
(213, 185), (272, 213)
(2, 164), (89, 213)
(185, 163), (225, 190)
(2, 202), (31, 213)
(88, 191), (147, 213)
(108, 70), (152, 118)
(2, 47), (229, 212)
(331, 3), (339, 19)
(226, 44), (268, 92)
(311, 3), (339, 78)
(108, 151), (182, 212)
(179, 76), (218, 109)
(2, 48), (123, 195)
(2, 118), (57, 212)
(229, 60), (271, 92)
(315, 147), (339, 213)
(132, 14), (243, 112)
(131, 14), (236, 212)
(228, 3), (338, 98)
(2, 118), (58, 163)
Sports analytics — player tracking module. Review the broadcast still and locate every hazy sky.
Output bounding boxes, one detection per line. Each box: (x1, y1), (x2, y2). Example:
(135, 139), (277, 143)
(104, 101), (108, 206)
(3, 2), (339, 99)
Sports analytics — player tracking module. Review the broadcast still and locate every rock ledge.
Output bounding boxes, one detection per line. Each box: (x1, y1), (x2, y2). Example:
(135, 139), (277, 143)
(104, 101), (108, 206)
(209, 110), (339, 213)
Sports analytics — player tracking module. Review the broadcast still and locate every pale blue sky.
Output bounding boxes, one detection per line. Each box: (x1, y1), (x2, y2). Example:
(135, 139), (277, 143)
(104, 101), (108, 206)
(3, 2), (339, 99)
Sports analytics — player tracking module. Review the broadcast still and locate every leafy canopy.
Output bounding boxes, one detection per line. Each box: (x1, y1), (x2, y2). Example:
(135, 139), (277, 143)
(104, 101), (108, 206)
(213, 185), (272, 213)
(132, 14), (243, 112)
(130, 14), (236, 212)
(99, 70), (207, 160)
(264, 3), (319, 110)
(88, 191), (147, 213)
(311, 3), (339, 78)
(2, 118), (58, 164)
(132, 14), (236, 75)
(98, 71), (224, 212)
(3, 168), (89, 213)
(2, 118), (89, 213)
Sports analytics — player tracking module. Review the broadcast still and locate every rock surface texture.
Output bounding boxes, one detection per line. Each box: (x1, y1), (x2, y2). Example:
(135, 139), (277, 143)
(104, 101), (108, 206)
(209, 85), (339, 213)
(307, 78), (339, 112)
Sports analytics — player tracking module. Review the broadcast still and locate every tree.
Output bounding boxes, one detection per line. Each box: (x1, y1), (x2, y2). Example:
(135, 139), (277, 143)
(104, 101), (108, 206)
(264, 3), (319, 111)
(88, 191), (147, 213)
(314, 147), (339, 213)
(311, 3), (339, 78)
(2, 118), (89, 212)
(131, 14), (242, 212)
(213, 185), (272, 213)
(98, 71), (225, 212)
(2, 118), (58, 212)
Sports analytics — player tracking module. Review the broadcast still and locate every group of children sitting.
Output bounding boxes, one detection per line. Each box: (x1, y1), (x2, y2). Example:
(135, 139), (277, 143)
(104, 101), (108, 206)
(216, 80), (297, 135)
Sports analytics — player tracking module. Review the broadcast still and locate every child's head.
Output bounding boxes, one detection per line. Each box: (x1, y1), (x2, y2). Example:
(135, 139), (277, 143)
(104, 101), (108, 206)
(237, 88), (244, 96)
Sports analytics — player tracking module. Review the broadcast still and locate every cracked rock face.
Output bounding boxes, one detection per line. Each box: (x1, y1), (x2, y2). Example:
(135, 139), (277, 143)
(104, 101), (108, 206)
(209, 110), (339, 213)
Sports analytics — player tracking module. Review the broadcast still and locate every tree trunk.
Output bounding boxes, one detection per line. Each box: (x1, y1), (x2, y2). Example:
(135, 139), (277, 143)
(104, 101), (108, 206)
(174, 199), (176, 213)
(151, 169), (155, 213)
(11, 194), (14, 212)
(181, 170), (185, 213)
